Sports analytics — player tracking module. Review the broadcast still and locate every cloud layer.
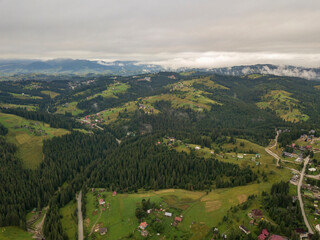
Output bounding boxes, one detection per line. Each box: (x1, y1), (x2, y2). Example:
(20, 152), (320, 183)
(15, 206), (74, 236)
(0, 0), (319, 68)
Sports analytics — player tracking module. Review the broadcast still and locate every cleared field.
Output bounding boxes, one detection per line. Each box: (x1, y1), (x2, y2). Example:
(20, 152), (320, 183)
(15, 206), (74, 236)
(60, 200), (77, 240)
(0, 103), (38, 111)
(314, 85), (320, 90)
(0, 112), (69, 169)
(257, 90), (309, 122)
(56, 102), (84, 116)
(41, 90), (60, 99)
(180, 77), (229, 90)
(87, 82), (130, 100)
(0, 227), (33, 240)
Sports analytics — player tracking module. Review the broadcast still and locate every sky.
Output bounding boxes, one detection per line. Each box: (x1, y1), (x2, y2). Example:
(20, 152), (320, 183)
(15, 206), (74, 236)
(0, 0), (319, 68)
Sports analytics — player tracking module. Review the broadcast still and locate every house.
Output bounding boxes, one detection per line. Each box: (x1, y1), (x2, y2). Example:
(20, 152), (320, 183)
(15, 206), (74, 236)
(309, 168), (317, 172)
(139, 222), (148, 230)
(112, 191), (117, 196)
(237, 154), (244, 159)
(164, 212), (172, 217)
(251, 209), (263, 219)
(147, 209), (152, 214)
(306, 145), (313, 150)
(269, 235), (288, 240)
(99, 228), (107, 235)
(175, 216), (183, 222)
(316, 224), (320, 232)
(195, 146), (201, 150)
(258, 229), (269, 240)
(99, 199), (105, 205)
(256, 153), (261, 158)
(239, 225), (250, 235)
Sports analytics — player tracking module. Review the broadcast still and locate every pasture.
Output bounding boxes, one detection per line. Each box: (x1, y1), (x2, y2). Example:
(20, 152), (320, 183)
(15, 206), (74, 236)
(0, 112), (69, 169)
(257, 90), (309, 122)
(56, 102), (84, 116)
(41, 90), (60, 98)
(60, 200), (78, 240)
(0, 227), (33, 240)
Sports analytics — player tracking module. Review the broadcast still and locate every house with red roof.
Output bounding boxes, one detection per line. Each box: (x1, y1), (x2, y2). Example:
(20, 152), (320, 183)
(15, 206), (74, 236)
(175, 216), (182, 222)
(258, 229), (269, 240)
(112, 191), (117, 196)
(99, 198), (105, 205)
(139, 222), (148, 230)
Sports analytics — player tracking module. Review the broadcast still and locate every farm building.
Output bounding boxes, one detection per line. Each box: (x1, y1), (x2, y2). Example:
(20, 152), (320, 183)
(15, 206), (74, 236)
(99, 228), (107, 235)
(251, 209), (263, 219)
(239, 225), (250, 235)
(164, 212), (172, 217)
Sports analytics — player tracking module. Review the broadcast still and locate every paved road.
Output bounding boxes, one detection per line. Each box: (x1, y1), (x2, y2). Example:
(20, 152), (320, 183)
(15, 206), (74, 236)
(77, 191), (84, 240)
(265, 131), (280, 166)
(297, 156), (314, 234)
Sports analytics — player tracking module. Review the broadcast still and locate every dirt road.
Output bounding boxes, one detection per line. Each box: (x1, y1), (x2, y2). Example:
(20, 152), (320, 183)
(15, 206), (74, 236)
(297, 156), (314, 234)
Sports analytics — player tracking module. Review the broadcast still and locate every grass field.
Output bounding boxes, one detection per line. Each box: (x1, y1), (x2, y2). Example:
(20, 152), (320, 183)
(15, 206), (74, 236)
(41, 90), (60, 99)
(257, 90), (309, 122)
(10, 92), (43, 100)
(88, 82), (130, 100)
(56, 102), (84, 116)
(247, 74), (263, 79)
(0, 103), (38, 111)
(60, 200), (78, 240)
(0, 112), (69, 169)
(0, 227), (33, 240)
(179, 71), (195, 76)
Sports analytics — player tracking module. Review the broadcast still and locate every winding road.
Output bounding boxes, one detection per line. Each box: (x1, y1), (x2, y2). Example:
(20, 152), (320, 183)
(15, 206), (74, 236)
(265, 130), (280, 166)
(77, 191), (84, 240)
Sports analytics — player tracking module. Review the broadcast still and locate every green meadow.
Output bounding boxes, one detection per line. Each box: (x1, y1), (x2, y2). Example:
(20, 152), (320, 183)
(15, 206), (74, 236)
(87, 82), (130, 100)
(257, 90), (309, 122)
(0, 227), (33, 240)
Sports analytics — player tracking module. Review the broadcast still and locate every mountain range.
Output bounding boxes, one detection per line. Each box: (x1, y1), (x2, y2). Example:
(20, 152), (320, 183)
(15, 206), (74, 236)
(0, 59), (319, 80)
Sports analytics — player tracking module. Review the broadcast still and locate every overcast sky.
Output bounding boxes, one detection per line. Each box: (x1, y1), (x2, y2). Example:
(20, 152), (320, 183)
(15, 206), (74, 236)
(0, 0), (319, 68)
